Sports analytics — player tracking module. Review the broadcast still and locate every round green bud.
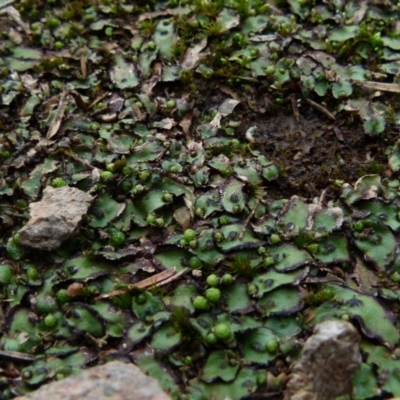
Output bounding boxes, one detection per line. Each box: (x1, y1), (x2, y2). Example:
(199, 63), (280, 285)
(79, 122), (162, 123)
(139, 170), (151, 181)
(265, 337), (279, 353)
(166, 99), (176, 108)
(146, 214), (156, 225)
(26, 267), (39, 281)
(341, 313), (350, 321)
(222, 273), (234, 285)
(44, 314), (57, 329)
(169, 165), (178, 174)
(391, 272), (400, 283)
(206, 332), (218, 345)
(247, 283), (257, 296)
(189, 257), (202, 269)
(195, 207), (205, 218)
(54, 41), (64, 50)
(120, 180), (133, 193)
(188, 240), (198, 249)
(214, 323), (233, 342)
(183, 355), (193, 365)
(45, 17), (60, 29)
(147, 41), (156, 50)
(179, 239), (187, 247)
(206, 274), (219, 287)
(105, 27), (113, 37)
(193, 296), (209, 311)
(100, 171), (113, 181)
(205, 288), (221, 303)
(134, 184), (145, 193)
(51, 177), (67, 188)
(213, 231), (224, 242)
(56, 289), (70, 304)
(162, 193), (173, 202)
(270, 234), (281, 244)
(106, 163), (115, 172)
(122, 166), (132, 176)
(352, 221), (364, 231)
(266, 65), (275, 75)
(264, 256), (274, 267)
(155, 218), (165, 228)
(183, 229), (196, 242)
(110, 231), (126, 247)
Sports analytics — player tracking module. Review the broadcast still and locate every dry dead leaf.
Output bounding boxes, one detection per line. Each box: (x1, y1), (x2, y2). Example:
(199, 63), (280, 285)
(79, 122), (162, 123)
(46, 90), (69, 139)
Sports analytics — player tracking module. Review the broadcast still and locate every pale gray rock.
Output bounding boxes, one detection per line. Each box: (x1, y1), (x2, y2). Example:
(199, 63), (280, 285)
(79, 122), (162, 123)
(14, 361), (172, 400)
(284, 320), (361, 400)
(18, 186), (94, 250)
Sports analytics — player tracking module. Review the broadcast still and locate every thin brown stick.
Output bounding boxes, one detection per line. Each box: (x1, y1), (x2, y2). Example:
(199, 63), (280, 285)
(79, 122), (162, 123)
(61, 149), (96, 170)
(305, 98), (335, 121)
(239, 199), (259, 240)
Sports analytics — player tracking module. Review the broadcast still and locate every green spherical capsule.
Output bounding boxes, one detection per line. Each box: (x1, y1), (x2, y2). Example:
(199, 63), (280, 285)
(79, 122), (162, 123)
(391, 272), (400, 283)
(206, 332), (218, 344)
(206, 274), (219, 287)
(146, 214), (156, 225)
(213, 231), (224, 242)
(26, 267), (39, 281)
(44, 314), (57, 329)
(270, 234), (281, 244)
(247, 283), (257, 296)
(139, 170), (151, 181)
(183, 355), (193, 366)
(147, 41), (156, 50)
(205, 288), (221, 303)
(188, 239), (198, 249)
(352, 221), (364, 231)
(100, 171), (113, 181)
(169, 165), (178, 174)
(183, 229), (196, 242)
(56, 289), (70, 304)
(45, 17), (60, 29)
(155, 218), (165, 228)
(120, 180), (133, 193)
(54, 41), (64, 50)
(193, 295), (209, 311)
(265, 337), (279, 353)
(214, 323), (233, 342)
(134, 184), (145, 194)
(162, 193), (173, 202)
(189, 256), (202, 269)
(105, 27), (113, 37)
(122, 166), (132, 176)
(266, 65), (275, 75)
(110, 231), (126, 247)
(51, 177), (67, 188)
(264, 256), (274, 267)
(222, 273), (234, 285)
(166, 99), (176, 108)
(179, 239), (187, 247)
(195, 207), (205, 218)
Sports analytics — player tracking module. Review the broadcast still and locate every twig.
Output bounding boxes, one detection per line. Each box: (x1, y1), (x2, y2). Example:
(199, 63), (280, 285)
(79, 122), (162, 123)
(0, 350), (36, 361)
(0, 0), (15, 11)
(61, 149), (96, 170)
(95, 267), (188, 300)
(239, 199), (259, 240)
(290, 95), (299, 121)
(305, 98), (335, 121)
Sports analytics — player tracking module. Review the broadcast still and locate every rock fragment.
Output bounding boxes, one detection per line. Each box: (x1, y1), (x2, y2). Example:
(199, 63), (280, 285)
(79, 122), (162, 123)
(284, 320), (361, 400)
(14, 361), (172, 400)
(18, 186), (94, 251)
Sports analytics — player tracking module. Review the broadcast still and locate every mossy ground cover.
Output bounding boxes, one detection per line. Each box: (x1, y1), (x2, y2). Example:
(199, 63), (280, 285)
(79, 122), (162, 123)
(2, 0), (400, 399)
